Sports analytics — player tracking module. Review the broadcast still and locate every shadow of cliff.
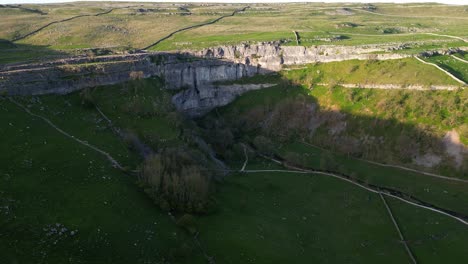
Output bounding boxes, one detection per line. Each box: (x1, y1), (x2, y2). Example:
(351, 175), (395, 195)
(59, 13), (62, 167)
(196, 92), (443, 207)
(0, 39), (67, 65)
(196, 73), (467, 178)
(1, 45), (465, 177)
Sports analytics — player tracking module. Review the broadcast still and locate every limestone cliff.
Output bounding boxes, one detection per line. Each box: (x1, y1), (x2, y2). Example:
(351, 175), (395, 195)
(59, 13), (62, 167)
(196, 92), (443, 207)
(189, 43), (411, 71)
(0, 43), (447, 116)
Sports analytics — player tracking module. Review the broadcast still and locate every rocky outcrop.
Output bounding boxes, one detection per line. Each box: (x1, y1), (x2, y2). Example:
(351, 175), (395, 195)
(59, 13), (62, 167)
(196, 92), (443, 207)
(172, 83), (276, 116)
(189, 43), (411, 72)
(0, 53), (264, 95)
(1, 43), (455, 116)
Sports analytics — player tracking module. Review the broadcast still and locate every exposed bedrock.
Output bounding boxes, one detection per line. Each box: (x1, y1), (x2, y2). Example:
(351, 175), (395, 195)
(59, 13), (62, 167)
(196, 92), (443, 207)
(189, 43), (411, 71)
(1, 43), (454, 116)
(172, 83), (276, 116)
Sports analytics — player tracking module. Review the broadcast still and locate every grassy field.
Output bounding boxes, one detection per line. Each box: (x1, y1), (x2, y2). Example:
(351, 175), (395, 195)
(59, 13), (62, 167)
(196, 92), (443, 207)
(387, 196), (468, 264)
(1, 2), (467, 63)
(283, 58), (462, 86)
(279, 141), (468, 215)
(0, 97), (204, 264)
(2, 73), (467, 263)
(2, 2), (468, 262)
(197, 165), (409, 263)
(194, 159), (468, 263)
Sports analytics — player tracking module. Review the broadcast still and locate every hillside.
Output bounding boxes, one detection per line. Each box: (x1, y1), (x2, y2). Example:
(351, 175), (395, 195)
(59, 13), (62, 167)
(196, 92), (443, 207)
(1, 2), (467, 264)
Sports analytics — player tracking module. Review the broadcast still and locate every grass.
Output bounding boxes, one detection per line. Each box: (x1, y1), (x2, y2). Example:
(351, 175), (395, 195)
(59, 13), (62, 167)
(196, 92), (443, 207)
(1, 2), (467, 62)
(90, 78), (184, 150)
(2, 67), (467, 263)
(0, 42), (66, 64)
(0, 97), (204, 264)
(279, 141), (468, 215)
(423, 55), (468, 83)
(194, 159), (468, 263)
(2, 2), (468, 262)
(386, 196), (468, 263)
(283, 58), (461, 86)
(305, 85), (468, 144)
(197, 163), (409, 263)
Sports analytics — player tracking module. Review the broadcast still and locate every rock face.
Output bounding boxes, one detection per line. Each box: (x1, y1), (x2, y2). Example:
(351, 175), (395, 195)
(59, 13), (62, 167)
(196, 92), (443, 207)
(189, 43), (411, 71)
(172, 83), (276, 116)
(0, 53), (263, 95)
(0, 43), (418, 116)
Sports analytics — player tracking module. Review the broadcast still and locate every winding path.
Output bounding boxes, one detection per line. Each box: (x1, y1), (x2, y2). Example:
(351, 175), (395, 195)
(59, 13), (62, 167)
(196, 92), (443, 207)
(9, 98), (124, 171)
(299, 141), (468, 184)
(240, 143), (249, 171)
(423, 33), (467, 43)
(245, 153), (468, 226)
(327, 31), (467, 43)
(142, 6), (250, 50)
(451, 55), (468, 63)
(380, 193), (418, 264)
(352, 8), (468, 20)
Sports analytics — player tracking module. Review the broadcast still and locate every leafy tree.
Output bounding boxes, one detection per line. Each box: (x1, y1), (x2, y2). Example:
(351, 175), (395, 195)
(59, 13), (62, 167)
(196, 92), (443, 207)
(139, 148), (213, 214)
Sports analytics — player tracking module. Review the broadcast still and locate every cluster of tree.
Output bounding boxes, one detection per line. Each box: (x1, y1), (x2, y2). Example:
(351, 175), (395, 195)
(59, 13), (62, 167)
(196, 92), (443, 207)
(139, 148), (215, 214)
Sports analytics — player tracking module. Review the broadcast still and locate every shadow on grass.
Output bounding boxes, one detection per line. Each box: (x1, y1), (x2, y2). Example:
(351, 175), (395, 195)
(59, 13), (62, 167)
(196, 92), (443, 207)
(197, 73), (467, 178)
(0, 39), (67, 65)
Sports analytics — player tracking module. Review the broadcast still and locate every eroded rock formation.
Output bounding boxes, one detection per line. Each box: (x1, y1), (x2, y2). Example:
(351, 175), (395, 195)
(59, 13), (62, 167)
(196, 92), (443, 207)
(0, 43), (459, 116)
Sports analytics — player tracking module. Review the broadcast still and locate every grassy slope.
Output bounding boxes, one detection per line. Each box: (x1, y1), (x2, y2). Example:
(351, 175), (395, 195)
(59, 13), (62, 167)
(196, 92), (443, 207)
(387, 197), (468, 263)
(220, 61), (467, 145)
(279, 142), (468, 215)
(283, 58), (461, 86)
(0, 98), (204, 264)
(195, 159), (468, 263)
(1, 2), (467, 62)
(211, 64), (468, 208)
(1, 69), (467, 263)
(149, 3), (467, 51)
(423, 55), (468, 83)
(198, 163), (408, 264)
(306, 86), (468, 144)
(19, 13), (220, 50)
(90, 78), (183, 150)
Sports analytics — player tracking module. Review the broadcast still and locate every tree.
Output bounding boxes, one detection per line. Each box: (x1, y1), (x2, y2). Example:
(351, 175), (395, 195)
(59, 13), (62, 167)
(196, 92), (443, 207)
(139, 148), (213, 214)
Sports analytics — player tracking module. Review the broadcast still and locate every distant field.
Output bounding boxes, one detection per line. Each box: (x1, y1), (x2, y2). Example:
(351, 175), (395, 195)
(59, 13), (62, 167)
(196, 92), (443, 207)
(1, 2), (467, 63)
